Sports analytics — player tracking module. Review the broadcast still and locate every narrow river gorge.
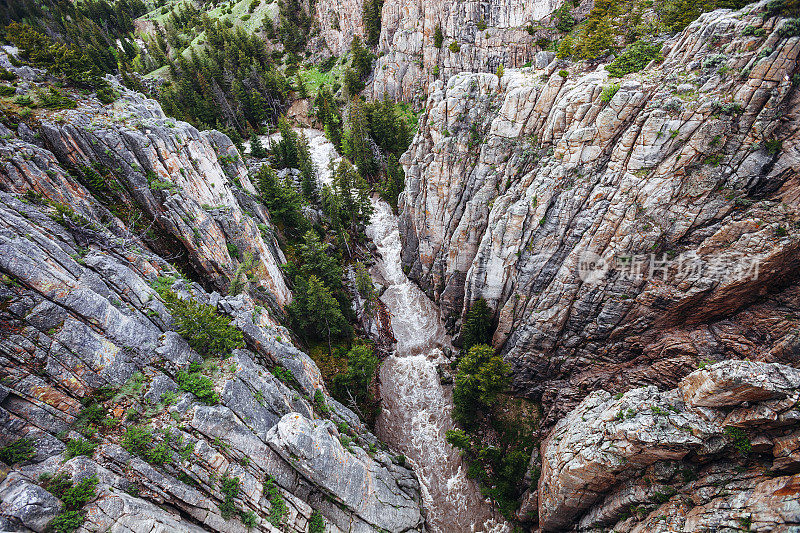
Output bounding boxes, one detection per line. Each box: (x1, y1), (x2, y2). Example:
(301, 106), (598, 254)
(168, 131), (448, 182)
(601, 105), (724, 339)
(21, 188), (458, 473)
(299, 130), (507, 532)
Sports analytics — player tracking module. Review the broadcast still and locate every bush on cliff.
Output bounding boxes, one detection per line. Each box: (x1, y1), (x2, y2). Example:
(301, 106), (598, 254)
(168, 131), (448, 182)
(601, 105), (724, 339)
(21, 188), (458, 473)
(162, 294), (244, 359)
(461, 299), (493, 354)
(452, 344), (510, 426)
(606, 40), (662, 78)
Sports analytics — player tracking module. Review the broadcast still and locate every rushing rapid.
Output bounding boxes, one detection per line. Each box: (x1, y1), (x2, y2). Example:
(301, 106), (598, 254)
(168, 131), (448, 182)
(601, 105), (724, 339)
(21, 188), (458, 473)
(367, 201), (506, 533)
(304, 129), (506, 532)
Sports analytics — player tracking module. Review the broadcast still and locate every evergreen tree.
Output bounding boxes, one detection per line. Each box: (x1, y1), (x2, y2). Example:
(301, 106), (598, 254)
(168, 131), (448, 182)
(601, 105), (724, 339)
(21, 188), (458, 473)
(452, 344), (510, 426)
(557, 35), (574, 59)
(343, 99), (379, 178)
(255, 165), (310, 237)
(332, 344), (379, 406)
(314, 87), (343, 150)
(288, 275), (348, 355)
(250, 133), (267, 158)
(362, 0), (384, 46)
(379, 155), (405, 210)
(273, 117), (317, 200)
(461, 298), (493, 353)
(332, 160), (373, 240)
(350, 36), (373, 79)
(295, 230), (343, 290)
(434, 25), (444, 48)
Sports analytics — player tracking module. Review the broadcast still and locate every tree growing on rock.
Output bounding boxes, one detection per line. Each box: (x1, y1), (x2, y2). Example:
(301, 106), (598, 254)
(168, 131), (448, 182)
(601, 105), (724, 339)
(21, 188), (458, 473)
(452, 343), (510, 426)
(249, 133), (267, 158)
(461, 298), (493, 353)
(289, 275), (349, 356)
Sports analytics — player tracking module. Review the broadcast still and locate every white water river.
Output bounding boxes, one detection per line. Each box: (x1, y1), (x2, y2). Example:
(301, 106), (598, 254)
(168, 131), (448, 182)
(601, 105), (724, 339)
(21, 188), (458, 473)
(366, 201), (506, 533)
(277, 129), (507, 532)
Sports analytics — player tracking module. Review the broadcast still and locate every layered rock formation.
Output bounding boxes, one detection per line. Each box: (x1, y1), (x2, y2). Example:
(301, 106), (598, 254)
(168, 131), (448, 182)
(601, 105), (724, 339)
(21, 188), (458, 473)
(400, 1), (800, 425)
(0, 58), (423, 532)
(537, 359), (800, 531)
(372, 0), (555, 101)
(315, 0), (366, 56)
(314, 0), (561, 101)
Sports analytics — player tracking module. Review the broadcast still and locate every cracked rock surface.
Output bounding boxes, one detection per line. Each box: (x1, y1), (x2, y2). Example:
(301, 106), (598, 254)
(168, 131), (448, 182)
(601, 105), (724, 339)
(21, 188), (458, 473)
(400, 1), (800, 426)
(0, 64), (423, 532)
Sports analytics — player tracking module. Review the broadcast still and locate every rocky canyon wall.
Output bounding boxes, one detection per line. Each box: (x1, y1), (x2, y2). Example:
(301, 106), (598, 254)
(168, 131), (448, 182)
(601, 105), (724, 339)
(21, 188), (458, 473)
(535, 359), (800, 531)
(315, 0), (562, 101)
(0, 58), (424, 532)
(399, 1), (800, 424)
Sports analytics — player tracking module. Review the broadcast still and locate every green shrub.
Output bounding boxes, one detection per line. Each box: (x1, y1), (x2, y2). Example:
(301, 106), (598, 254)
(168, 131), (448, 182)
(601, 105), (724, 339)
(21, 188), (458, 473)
(48, 510), (85, 533)
(65, 438), (98, 459)
(780, 18), (800, 37)
(0, 67), (16, 81)
(61, 475), (98, 510)
(121, 426), (173, 465)
(452, 344), (510, 426)
(713, 101), (743, 115)
(477, 19), (487, 31)
(742, 24), (766, 36)
(95, 83), (118, 104)
(0, 438), (36, 464)
(176, 365), (220, 405)
(0, 85), (16, 97)
(313, 389), (330, 416)
(724, 426), (752, 454)
(240, 510), (258, 528)
(36, 87), (77, 109)
(765, 139), (783, 154)
(600, 83), (620, 103)
(445, 428), (472, 451)
(265, 477), (287, 526)
(558, 69), (569, 78)
(219, 475), (240, 519)
(449, 41), (461, 53)
(15, 94), (33, 107)
(308, 511), (325, 533)
(161, 292), (244, 358)
(650, 486), (677, 504)
(434, 26), (444, 48)
(41, 472), (74, 498)
(606, 40), (662, 78)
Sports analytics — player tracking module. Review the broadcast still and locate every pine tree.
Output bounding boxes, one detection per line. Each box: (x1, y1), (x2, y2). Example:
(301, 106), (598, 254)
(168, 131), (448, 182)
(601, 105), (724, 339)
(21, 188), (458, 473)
(296, 230), (342, 290)
(362, 0), (384, 46)
(250, 133), (267, 158)
(434, 25), (444, 48)
(557, 35), (574, 59)
(343, 99), (378, 178)
(452, 344), (510, 426)
(305, 275), (348, 355)
(461, 298), (493, 352)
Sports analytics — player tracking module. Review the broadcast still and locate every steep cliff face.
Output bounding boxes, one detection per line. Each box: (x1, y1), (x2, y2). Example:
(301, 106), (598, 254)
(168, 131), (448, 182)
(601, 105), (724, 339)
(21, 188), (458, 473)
(0, 64), (290, 309)
(400, 1), (800, 423)
(372, 0), (558, 101)
(0, 58), (423, 533)
(315, 0), (367, 56)
(314, 0), (561, 101)
(536, 360), (800, 531)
